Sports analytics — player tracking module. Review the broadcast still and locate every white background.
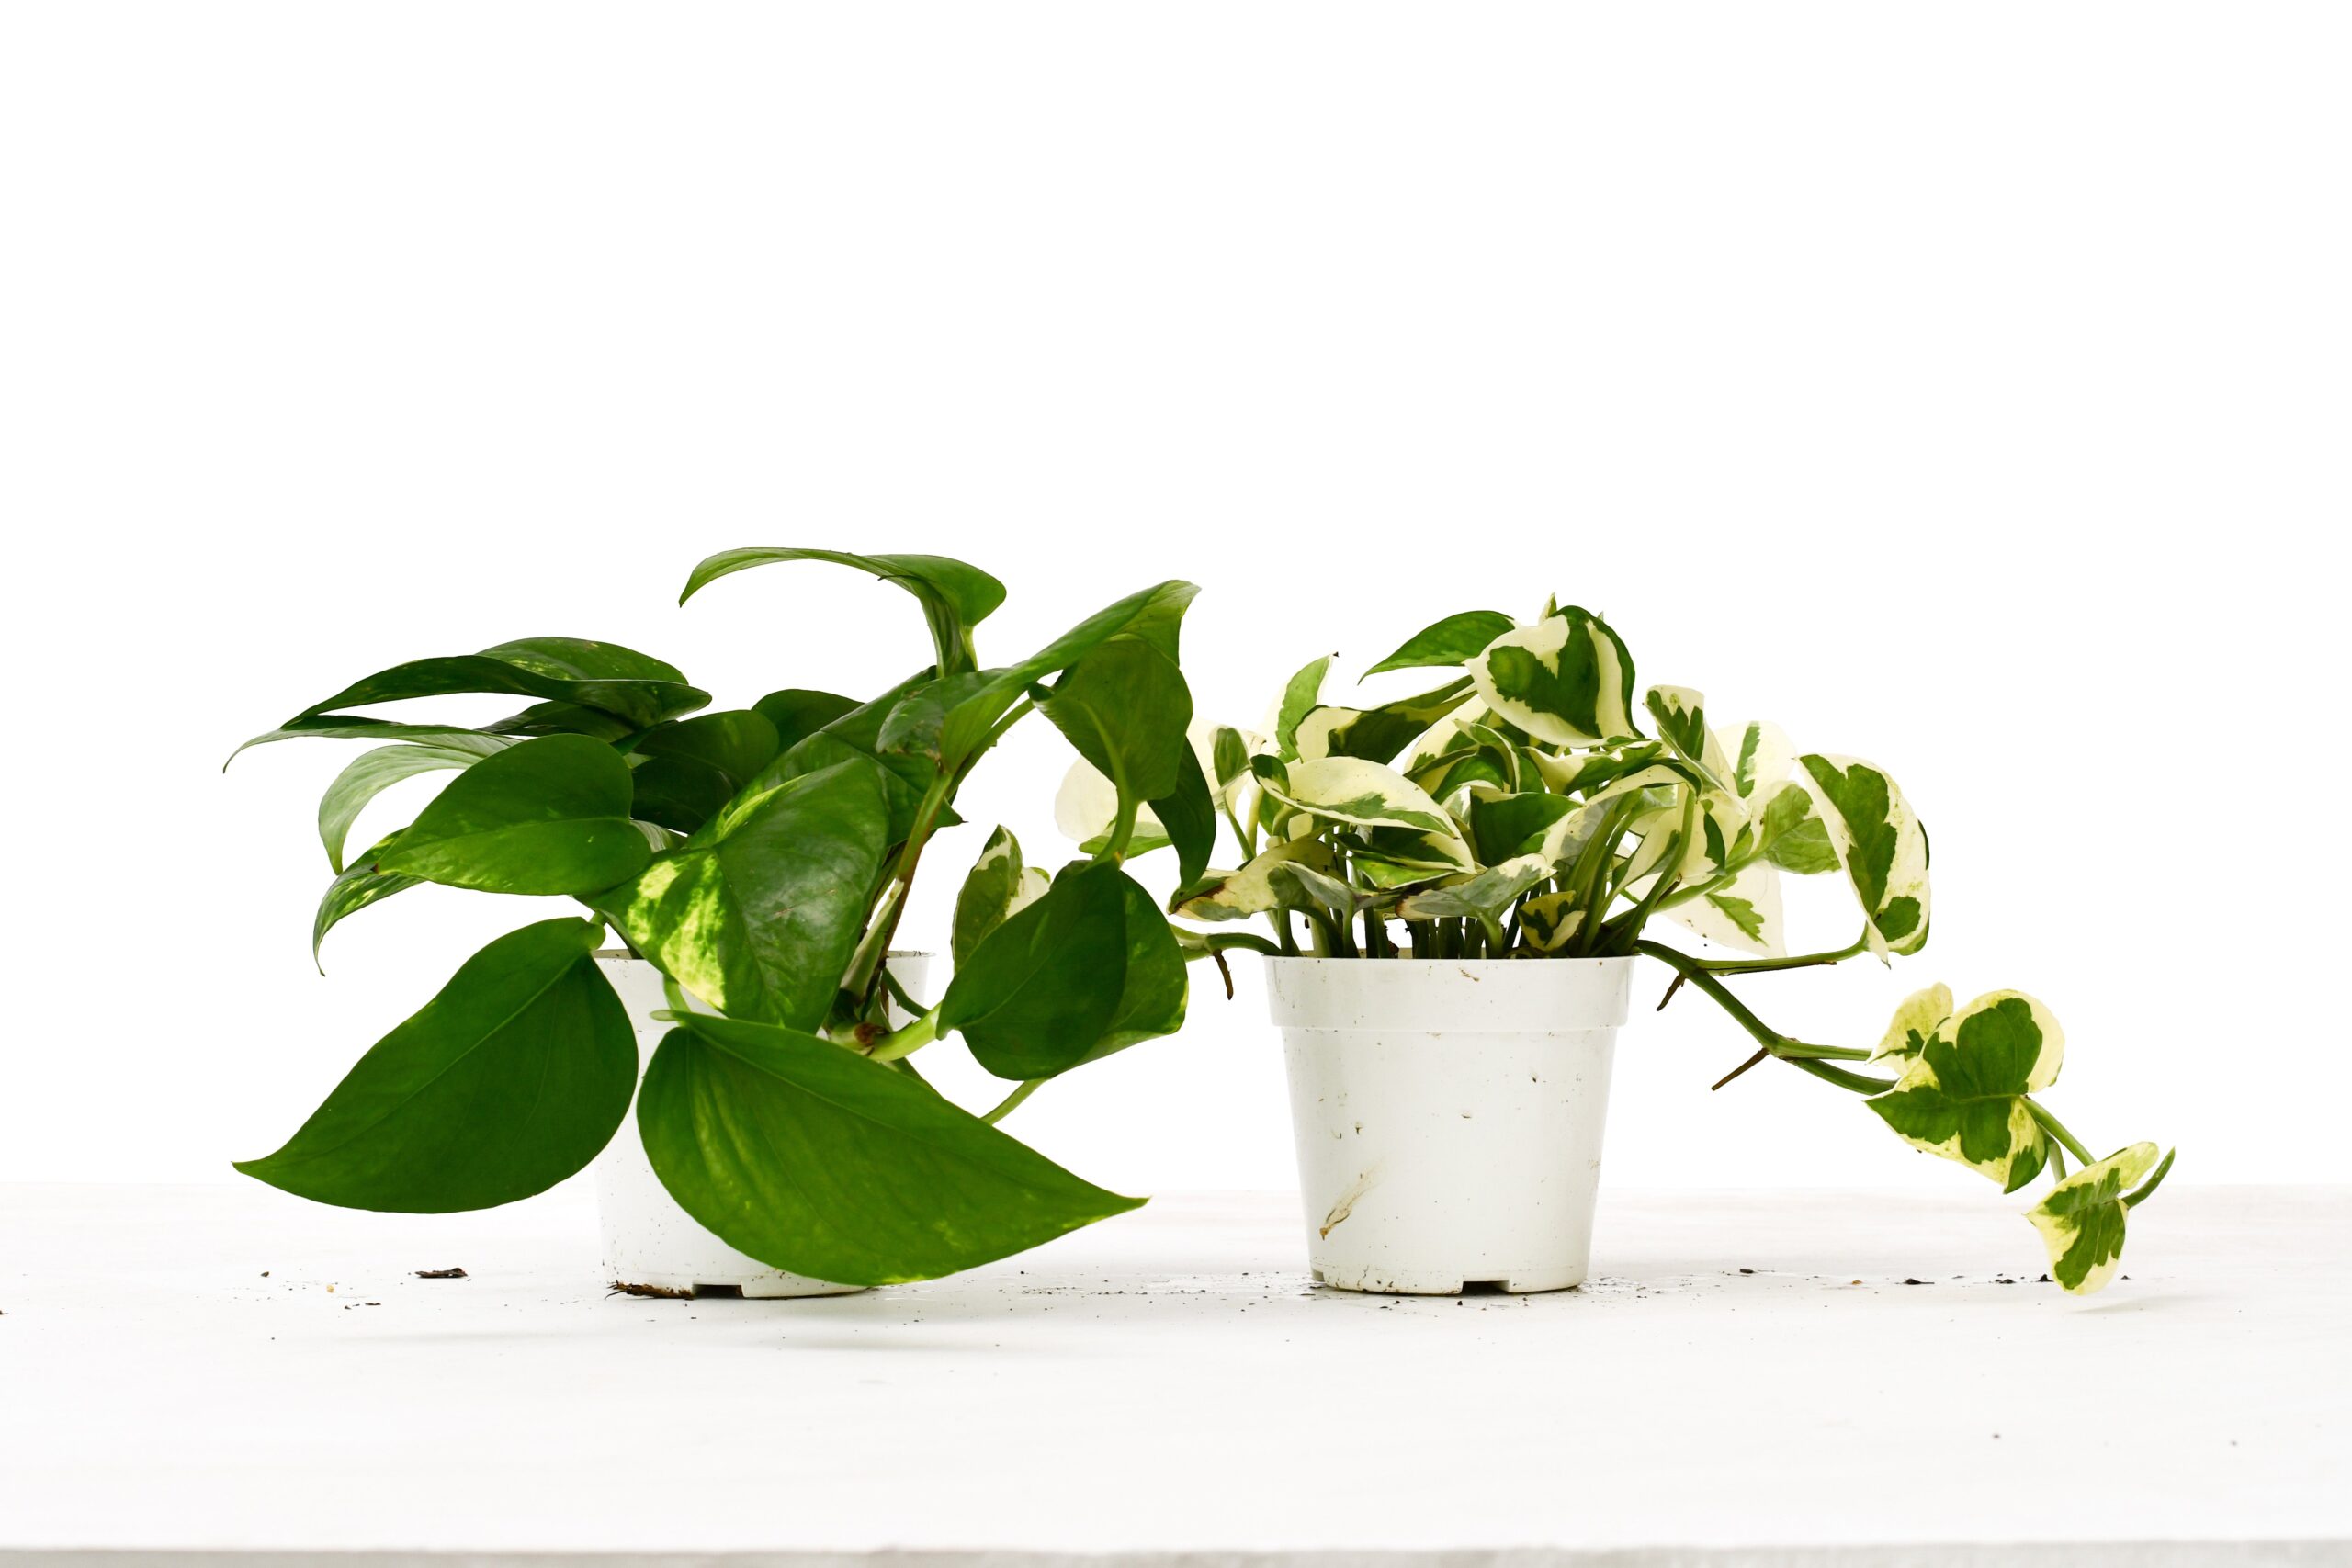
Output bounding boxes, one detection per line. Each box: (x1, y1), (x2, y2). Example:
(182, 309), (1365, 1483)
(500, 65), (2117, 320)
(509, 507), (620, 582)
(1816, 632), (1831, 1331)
(3, 4), (2345, 1205)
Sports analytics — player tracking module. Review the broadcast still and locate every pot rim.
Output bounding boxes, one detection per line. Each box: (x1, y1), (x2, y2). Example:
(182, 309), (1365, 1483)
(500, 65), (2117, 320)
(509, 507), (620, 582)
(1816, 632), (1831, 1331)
(1258, 953), (1636, 967)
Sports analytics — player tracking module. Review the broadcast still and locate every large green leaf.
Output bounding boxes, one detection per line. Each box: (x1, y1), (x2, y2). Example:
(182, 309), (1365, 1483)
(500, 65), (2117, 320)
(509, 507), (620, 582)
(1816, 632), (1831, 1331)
(311, 833), (423, 967)
(1796, 753), (1931, 956)
(316, 738), (514, 872)
(1148, 747), (1217, 888)
(1041, 637), (1194, 812)
(588, 758), (892, 1031)
(377, 734), (650, 896)
(1464, 608), (1640, 746)
(935, 861), (1128, 1079)
(748, 669), (954, 844)
(938, 862), (1185, 1080)
(627, 709), (785, 835)
(235, 918), (634, 1212)
(912, 581), (1199, 773)
(752, 689), (861, 751)
(638, 1011), (1141, 1286)
(679, 548), (1007, 674)
(2026, 1142), (2165, 1295)
(1867, 989), (2064, 1190)
(1364, 611), (1516, 676)
(283, 637), (709, 731)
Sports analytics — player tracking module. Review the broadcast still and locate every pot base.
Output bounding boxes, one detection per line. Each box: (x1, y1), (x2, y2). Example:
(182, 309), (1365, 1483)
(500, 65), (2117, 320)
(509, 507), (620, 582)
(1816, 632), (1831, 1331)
(1312, 1266), (1585, 1296)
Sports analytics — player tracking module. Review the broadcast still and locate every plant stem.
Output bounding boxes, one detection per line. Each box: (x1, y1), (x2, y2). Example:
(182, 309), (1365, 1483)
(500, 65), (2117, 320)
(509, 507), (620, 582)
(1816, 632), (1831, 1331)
(865, 1007), (940, 1064)
(1635, 939), (1894, 1093)
(1785, 1056), (1895, 1094)
(2027, 1099), (2097, 1167)
(1693, 932), (1870, 976)
(982, 1077), (1044, 1123)
(1100, 791), (1141, 863)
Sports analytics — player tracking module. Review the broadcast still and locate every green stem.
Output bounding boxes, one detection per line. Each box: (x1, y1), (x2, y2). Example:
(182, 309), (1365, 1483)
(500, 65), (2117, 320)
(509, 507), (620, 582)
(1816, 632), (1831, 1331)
(1635, 939), (1894, 1091)
(1775, 1041), (1874, 1061)
(866, 1007), (941, 1064)
(1786, 1056), (1895, 1094)
(2027, 1099), (2097, 1167)
(1692, 931), (1870, 976)
(982, 1077), (1044, 1123)
(1099, 790), (1141, 864)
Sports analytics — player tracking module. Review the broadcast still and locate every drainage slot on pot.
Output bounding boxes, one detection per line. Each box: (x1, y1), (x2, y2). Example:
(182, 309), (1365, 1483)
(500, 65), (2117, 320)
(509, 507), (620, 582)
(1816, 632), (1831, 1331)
(694, 1283), (744, 1299)
(1460, 1280), (1510, 1296)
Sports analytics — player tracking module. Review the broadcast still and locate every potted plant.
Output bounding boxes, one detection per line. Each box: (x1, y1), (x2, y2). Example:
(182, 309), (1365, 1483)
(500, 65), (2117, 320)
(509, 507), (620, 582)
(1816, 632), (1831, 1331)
(1095, 601), (2171, 1297)
(231, 548), (1219, 1295)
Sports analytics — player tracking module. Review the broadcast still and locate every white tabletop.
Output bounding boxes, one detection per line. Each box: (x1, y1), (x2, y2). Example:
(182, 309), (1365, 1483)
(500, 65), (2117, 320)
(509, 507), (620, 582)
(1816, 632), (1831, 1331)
(1, 1182), (2344, 1567)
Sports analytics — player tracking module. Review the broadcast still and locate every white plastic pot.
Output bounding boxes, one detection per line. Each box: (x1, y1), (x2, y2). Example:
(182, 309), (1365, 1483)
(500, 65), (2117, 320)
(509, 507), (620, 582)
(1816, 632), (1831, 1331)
(1265, 955), (1635, 1295)
(591, 952), (933, 1300)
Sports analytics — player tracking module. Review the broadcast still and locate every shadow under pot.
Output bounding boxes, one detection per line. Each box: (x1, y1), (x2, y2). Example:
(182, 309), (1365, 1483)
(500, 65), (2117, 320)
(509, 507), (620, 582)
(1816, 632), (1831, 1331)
(1263, 954), (1634, 1296)
(592, 951), (933, 1301)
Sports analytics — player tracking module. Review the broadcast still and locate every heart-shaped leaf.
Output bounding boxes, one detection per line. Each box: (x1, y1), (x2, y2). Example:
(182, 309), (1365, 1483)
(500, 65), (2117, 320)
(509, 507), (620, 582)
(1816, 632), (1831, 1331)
(316, 738), (514, 872)
(1363, 610), (1515, 676)
(680, 548), (1007, 674)
(2026, 1142), (2166, 1294)
(1465, 608), (1640, 747)
(377, 734), (650, 896)
(1868, 989), (2064, 1191)
(589, 757), (892, 1031)
(1796, 753), (1931, 956)
(311, 833), (423, 967)
(235, 918), (633, 1212)
(284, 637), (708, 731)
(638, 1011), (1141, 1286)
(952, 827), (1051, 967)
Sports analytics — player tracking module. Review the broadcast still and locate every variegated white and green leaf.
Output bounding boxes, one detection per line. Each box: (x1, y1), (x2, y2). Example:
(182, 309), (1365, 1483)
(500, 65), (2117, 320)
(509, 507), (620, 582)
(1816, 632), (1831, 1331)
(951, 826), (1052, 967)
(1796, 753), (1931, 957)
(1518, 889), (1587, 952)
(1874, 983), (1955, 1065)
(1728, 721), (1795, 806)
(1295, 679), (1476, 767)
(1253, 755), (1460, 838)
(1661, 859), (1786, 956)
(1867, 990), (2064, 1190)
(1170, 839), (1332, 922)
(1272, 655), (1331, 759)
(1643, 686), (1730, 784)
(1396, 854), (1555, 931)
(2026, 1142), (2165, 1295)
(1267, 861), (1389, 922)
(1464, 608), (1640, 748)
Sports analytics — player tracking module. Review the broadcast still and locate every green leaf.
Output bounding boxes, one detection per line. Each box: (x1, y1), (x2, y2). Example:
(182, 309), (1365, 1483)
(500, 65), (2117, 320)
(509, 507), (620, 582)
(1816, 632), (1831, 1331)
(1643, 686), (1711, 770)
(2026, 1142), (2163, 1294)
(952, 827), (1050, 968)
(627, 709), (786, 835)
(481, 701), (640, 742)
(284, 637), (709, 731)
(589, 758), (893, 1032)
(1867, 990), (2064, 1190)
(1796, 754), (1931, 956)
(235, 918), (633, 1212)
(317, 739), (513, 873)
(913, 581), (1201, 773)
(752, 689), (862, 751)
(1468, 791), (1579, 866)
(1758, 784), (1839, 874)
(1089, 872), (1189, 1066)
(1274, 655), (1330, 757)
(1148, 746), (1218, 888)
(376, 734), (650, 897)
(638, 1011), (1142, 1286)
(311, 833), (423, 967)
(1465, 607), (1640, 746)
(936, 861), (1128, 1079)
(1041, 637), (1194, 809)
(1364, 611), (1516, 676)
(678, 548), (1008, 673)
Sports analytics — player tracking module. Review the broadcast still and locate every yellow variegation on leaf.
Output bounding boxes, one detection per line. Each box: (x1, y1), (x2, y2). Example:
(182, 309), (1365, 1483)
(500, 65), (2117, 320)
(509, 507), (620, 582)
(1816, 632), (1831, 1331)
(1867, 989), (2064, 1191)
(2027, 1142), (2166, 1295)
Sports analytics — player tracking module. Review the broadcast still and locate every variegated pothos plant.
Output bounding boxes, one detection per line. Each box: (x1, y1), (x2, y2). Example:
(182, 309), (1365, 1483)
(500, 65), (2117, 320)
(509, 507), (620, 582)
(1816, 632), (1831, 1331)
(1059, 600), (2173, 1295)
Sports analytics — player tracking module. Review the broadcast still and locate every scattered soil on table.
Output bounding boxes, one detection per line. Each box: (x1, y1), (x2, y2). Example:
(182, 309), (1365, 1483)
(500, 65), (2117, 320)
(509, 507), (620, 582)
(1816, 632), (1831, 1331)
(609, 1280), (694, 1300)
(413, 1267), (469, 1279)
